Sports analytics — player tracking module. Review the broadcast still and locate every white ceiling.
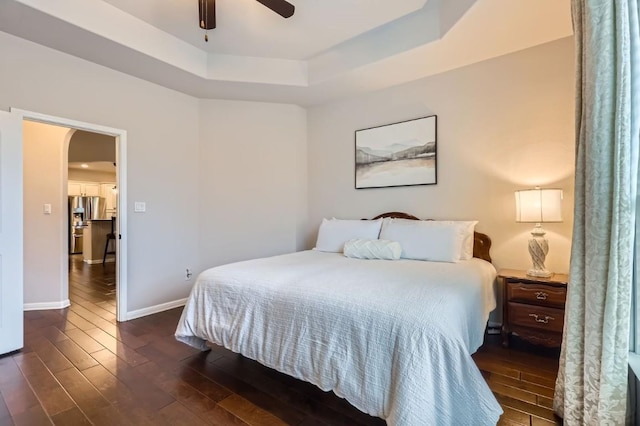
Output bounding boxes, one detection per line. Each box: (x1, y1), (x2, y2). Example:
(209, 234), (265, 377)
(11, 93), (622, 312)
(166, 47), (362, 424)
(69, 161), (116, 173)
(101, 0), (427, 60)
(0, 0), (573, 105)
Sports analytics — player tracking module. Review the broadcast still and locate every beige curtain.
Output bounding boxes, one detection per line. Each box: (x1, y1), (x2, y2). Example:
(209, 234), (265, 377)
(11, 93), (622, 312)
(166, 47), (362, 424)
(554, 0), (640, 424)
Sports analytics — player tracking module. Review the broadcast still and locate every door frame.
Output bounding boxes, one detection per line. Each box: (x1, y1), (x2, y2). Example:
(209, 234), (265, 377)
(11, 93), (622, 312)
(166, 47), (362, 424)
(13, 108), (129, 322)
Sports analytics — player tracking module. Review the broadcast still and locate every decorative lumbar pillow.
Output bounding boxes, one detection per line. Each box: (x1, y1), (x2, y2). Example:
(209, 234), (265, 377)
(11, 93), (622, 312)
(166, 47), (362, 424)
(314, 218), (383, 253)
(379, 219), (469, 262)
(343, 239), (402, 260)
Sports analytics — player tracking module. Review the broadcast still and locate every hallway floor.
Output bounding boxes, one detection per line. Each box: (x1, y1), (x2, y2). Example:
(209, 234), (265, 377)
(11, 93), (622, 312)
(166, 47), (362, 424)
(68, 255), (116, 317)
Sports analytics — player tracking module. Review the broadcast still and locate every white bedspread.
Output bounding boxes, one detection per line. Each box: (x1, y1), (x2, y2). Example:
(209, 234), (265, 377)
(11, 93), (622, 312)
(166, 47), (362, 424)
(175, 250), (503, 425)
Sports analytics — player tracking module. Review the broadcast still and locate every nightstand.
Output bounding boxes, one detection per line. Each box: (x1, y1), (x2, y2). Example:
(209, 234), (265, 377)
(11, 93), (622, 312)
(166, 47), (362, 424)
(499, 269), (569, 348)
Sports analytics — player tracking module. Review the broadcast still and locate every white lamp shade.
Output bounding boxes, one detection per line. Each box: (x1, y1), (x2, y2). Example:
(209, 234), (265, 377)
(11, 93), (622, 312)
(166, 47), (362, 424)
(515, 188), (563, 223)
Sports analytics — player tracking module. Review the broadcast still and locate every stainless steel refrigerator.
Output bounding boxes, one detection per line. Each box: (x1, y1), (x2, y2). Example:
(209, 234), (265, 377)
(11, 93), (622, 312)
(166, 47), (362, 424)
(69, 196), (106, 254)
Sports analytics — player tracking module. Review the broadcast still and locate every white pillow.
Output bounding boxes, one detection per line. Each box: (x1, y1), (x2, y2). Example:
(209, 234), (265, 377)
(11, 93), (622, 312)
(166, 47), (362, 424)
(343, 239), (402, 260)
(379, 219), (469, 262)
(430, 220), (478, 260)
(314, 218), (383, 253)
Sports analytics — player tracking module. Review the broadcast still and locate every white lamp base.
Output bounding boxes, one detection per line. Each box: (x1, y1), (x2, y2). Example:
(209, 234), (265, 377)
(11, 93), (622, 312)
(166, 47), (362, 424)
(527, 268), (552, 278)
(526, 224), (552, 278)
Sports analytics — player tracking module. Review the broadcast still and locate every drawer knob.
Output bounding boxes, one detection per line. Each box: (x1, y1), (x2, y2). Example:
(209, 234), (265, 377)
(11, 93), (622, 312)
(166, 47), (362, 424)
(529, 313), (555, 324)
(535, 291), (549, 300)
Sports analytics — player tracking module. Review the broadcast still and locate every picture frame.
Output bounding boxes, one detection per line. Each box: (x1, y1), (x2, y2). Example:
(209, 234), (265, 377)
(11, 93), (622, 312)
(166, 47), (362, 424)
(354, 115), (437, 189)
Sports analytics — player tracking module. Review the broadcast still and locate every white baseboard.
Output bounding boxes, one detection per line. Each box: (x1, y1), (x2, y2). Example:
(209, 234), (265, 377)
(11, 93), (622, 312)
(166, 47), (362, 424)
(126, 298), (188, 321)
(24, 299), (71, 311)
(84, 258), (116, 265)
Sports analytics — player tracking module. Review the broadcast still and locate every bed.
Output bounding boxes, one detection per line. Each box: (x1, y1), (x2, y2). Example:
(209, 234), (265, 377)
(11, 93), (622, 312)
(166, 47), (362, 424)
(175, 213), (503, 425)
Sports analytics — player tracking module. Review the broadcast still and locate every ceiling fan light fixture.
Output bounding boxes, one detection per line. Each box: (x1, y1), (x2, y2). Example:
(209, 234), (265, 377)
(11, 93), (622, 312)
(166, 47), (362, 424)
(198, 0), (216, 42)
(255, 0), (295, 18)
(197, 0), (294, 42)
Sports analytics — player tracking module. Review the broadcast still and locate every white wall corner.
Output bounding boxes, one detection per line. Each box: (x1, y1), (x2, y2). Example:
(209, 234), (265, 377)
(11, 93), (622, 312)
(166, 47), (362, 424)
(24, 299), (71, 311)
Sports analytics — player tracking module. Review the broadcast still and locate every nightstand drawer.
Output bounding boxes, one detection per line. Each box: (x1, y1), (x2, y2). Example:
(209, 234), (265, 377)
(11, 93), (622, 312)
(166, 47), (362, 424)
(507, 282), (566, 307)
(508, 302), (565, 333)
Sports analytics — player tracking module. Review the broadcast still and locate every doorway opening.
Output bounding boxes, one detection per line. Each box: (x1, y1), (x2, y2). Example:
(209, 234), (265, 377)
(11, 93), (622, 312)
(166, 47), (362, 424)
(67, 130), (118, 319)
(17, 108), (128, 321)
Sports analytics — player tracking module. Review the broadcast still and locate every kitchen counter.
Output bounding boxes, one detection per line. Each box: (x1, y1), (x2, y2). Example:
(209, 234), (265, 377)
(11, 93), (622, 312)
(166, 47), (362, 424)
(83, 219), (115, 264)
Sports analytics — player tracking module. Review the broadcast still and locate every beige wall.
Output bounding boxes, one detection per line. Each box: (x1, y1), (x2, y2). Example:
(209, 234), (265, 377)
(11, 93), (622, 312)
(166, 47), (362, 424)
(23, 121), (72, 305)
(68, 131), (116, 163)
(198, 100), (307, 271)
(3, 31), (308, 314)
(307, 37), (576, 276)
(7, 27), (576, 319)
(1, 31), (200, 311)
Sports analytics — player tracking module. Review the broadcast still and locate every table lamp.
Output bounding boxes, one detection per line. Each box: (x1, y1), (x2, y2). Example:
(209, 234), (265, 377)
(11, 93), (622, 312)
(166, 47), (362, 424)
(515, 187), (563, 278)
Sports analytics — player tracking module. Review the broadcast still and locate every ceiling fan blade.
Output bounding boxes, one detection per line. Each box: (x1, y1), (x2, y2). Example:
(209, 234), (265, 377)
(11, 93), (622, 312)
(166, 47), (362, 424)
(198, 0), (216, 30)
(255, 0), (295, 18)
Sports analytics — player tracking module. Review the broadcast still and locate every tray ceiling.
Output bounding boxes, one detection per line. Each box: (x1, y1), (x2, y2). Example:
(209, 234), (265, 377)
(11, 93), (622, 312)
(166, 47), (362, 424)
(101, 0), (428, 60)
(0, 0), (573, 105)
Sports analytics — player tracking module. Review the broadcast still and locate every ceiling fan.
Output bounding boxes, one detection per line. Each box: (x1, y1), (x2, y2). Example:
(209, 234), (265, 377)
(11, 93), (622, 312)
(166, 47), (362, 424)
(198, 0), (295, 42)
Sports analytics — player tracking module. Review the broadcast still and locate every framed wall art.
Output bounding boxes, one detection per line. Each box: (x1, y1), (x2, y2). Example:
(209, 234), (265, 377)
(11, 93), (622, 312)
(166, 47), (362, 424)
(355, 115), (437, 189)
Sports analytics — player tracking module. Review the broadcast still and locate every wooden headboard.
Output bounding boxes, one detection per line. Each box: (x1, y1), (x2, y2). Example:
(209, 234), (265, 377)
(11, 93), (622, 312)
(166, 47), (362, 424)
(370, 212), (492, 263)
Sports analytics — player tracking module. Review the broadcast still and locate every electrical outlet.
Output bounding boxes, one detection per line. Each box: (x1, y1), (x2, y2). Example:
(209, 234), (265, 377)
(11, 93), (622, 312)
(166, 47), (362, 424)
(185, 268), (193, 281)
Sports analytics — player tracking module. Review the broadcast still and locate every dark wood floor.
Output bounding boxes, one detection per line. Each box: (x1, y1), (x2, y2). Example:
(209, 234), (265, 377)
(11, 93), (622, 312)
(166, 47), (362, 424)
(0, 258), (562, 425)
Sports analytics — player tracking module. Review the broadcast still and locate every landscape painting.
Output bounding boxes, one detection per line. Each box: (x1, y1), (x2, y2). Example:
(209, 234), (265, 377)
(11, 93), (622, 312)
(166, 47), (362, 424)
(355, 115), (437, 189)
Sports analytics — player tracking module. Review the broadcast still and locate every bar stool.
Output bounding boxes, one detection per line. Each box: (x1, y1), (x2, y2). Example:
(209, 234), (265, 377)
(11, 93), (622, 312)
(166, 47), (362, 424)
(103, 216), (116, 264)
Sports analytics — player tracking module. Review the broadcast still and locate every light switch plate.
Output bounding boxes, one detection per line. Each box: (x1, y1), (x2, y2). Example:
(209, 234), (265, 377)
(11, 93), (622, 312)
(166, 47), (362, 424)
(134, 202), (146, 213)
(43, 204), (52, 215)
